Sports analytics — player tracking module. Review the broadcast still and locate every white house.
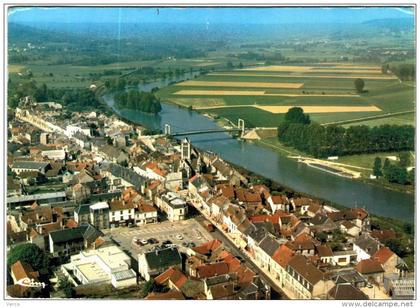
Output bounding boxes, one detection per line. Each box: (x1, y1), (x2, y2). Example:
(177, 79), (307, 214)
(62, 245), (136, 289)
(155, 192), (188, 222)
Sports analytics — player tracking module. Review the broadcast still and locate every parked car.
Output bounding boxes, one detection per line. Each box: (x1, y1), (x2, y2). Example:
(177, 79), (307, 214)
(140, 239), (148, 245)
(148, 238), (159, 244)
(207, 224), (215, 232)
(162, 240), (172, 245)
(176, 234), (183, 240)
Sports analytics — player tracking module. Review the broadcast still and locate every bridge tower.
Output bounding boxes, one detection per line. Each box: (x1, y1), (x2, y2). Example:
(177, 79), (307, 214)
(238, 118), (245, 138)
(164, 124), (171, 135)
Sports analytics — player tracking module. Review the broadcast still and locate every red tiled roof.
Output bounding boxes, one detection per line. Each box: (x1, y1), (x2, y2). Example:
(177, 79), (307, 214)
(145, 162), (167, 177)
(249, 213), (281, 224)
(109, 199), (135, 211)
(146, 290), (185, 300)
(371, 247), (395, 265)
(29, 228), (40, 240)
(293, 197), (314, 206)
(221, 185), (235, 199)
(147, 180), (161, 191)
(272, 244), (294, 268)
(65, 218), (78, 229)
(271, 195), (288, 204)
(192, 239), (222, 256)
(196, 262), (230, 278)
(235, 265), (255, 284)
(351, 208), (369, 220)
(218, 251), (241, 272)
(10, 261), (39, 282)
(154, 267), (188, 290)
(189, 174), (200, 183)
(371, 230), (397, 242)
(138, 201), (157, 213)
(316, 245), (334, 257)
(356, 259), (385, 274)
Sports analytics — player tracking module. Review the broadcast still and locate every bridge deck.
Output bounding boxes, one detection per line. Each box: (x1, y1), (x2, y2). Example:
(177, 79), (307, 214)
(171, 128), (241, 136)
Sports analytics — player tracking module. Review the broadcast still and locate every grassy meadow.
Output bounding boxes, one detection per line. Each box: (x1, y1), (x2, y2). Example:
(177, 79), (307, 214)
(157, 63), (415, 128)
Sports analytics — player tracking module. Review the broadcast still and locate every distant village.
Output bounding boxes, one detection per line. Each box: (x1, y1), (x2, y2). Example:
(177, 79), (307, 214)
(6, 97), (414, 300)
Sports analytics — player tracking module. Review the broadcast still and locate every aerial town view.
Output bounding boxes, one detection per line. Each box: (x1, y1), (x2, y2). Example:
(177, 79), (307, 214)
(3, 5), (416, 303)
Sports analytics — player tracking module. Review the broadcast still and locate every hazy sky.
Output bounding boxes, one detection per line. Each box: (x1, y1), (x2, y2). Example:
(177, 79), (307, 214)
(8, 7), (414, 24)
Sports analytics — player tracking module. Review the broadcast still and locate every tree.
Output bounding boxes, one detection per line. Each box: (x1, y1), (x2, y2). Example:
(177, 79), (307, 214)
(384, 164), (408, 185)
(384, 238), (407, 257)
(408, 168), (414, 184)
(284, 107), (310, 124)
(383, 158), (391, 175)
(58, 276), (75, 298)
(381, 63), (390, 74)
(403, 223), (414, 235)
(238, 62), (244, 69)
(373, 157), (382, 177)
(398, 152), (410, 168)
(226, 61), (234, 69)
(7, 243), (49, 271)
(354, 78), (365, 93)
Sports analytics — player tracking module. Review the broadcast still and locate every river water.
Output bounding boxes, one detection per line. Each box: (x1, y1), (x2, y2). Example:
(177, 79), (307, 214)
(103, 73), (415, 222)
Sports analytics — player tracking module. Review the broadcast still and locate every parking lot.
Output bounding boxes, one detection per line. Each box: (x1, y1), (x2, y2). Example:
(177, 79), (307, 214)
(103, 218), (215, 257)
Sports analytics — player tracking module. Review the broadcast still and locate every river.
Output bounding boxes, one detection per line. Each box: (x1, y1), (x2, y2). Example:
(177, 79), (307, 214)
(103, 73), (415, 223)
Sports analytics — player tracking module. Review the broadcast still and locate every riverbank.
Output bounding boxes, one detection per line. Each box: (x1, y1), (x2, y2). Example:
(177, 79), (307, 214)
(254, 137), (415, 195)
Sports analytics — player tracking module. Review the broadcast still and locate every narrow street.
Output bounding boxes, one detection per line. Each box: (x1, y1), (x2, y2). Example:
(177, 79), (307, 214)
(194, 215), (288, 299)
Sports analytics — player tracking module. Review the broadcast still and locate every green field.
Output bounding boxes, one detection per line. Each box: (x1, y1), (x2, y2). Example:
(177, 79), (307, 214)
(158, 63), (415, 128)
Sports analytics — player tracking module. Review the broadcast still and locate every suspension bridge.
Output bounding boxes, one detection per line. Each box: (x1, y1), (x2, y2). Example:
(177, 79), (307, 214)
(164, 119), (245, 138)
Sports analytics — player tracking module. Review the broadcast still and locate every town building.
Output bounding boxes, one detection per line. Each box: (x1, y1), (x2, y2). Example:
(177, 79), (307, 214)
(155, 191), (188, 222)
(62, 244), (136, 288)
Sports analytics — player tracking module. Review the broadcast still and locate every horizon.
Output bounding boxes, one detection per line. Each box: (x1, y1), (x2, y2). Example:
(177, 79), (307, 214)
(8, 6), (415, 25)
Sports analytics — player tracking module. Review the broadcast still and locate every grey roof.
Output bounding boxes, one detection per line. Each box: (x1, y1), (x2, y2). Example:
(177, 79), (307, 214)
(309, 213), (331, 226)
(248, 224), (270, 243)
(205, 273), (236, 287)
(101, 162), (145, 189)
(331, 269), (366, 285)
(259, 234), (282, 257)
(88, 190), (122, 203)
(49, 226), (85, 243)
(82, 224), (103, 243)
(49, 223), (102, 244)
(180, 279), (204, 298)
(328, 284), (369, 300)
(75, 204), (91, 216)
(292, 221), (307, 237)
(7, 191), (66, 204)
(12, 161), (50, 170)
(354, 234), (381, 256)
(144, 248), (182, 270)
(112, 269), (136, 281)
(212, 159), (232, 177)
(253, 221), (275, 235)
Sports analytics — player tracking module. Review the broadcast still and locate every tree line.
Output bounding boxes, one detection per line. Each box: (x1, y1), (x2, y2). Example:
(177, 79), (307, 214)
(278, 107), (414, 158)
(114, 90), (162, 114)
(7, 79), (105, 113)
(373, 153), (414, 185)
(382, 63), (415, 81)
